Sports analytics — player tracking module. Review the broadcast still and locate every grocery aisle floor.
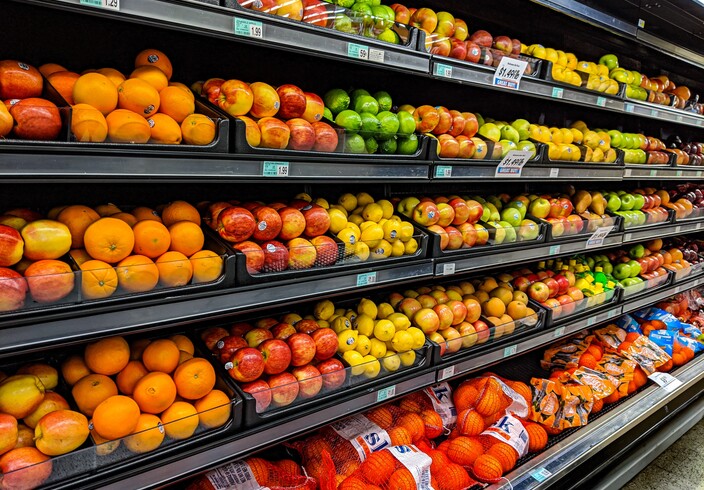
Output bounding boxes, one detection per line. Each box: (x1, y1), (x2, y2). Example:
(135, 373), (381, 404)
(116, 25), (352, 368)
(621, 418), (704, 489)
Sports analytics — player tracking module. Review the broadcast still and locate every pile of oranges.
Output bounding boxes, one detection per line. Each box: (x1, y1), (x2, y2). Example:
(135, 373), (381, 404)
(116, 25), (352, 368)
(42, 49), (216, 145)
(62, 334), (231, 454)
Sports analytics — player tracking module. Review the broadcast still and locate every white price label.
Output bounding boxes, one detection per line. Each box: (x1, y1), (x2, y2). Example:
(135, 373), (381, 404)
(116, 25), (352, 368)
(233, 18), (263, 38)
(262, 161), (289, 177)
(493, 57), (528, 90)
(676, 115), (683, 122)
(675, 225), (682, 233)
(438, 366), (455, 381)
(531, 467), (553, 482)
(80, 0), (119, 9)
(356, 272), (377, 287)
(607, 309), (619, 319)
(348, 43), (369, 60)
(638, 18), (646, 28)
(503, 344), (518, 358)
(597, 97), (607, 107)
(698, 171), (703, 178)
(586, 225), (614, 249)
(496, 150), (532, 177)
(625, 103), (635, 113)
(624, 169), (632, 177)
(676, 170), (683, 177)
(549, 168), (559, 178)
(648, 372), (682, 393)
(368, 48), (385, 63)
(377, 385), (396, 401)
(650, 169), (658, 177)
(435, 165), (452, 178)
(441, 263), (456, 276)
(434, 63), (453, 78)
(551, 87), (564, 99)
(553, 326), (566, 338)
(624, 233), (632, 242)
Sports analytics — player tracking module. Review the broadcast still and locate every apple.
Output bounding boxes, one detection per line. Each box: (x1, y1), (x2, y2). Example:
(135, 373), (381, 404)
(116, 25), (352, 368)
(317, 358), (346, 390)
(257, 117), (290, 149)
(553, 274), (570, 296)
(399, 298), (422, 318)
(410, 7), (438, 32)
(463, 42), (482, 64)
(437, 134), (460, 158)
(311, 235), (339, 266)
(268, 372), (299, 407)
(445, 226), (464, 250)
(529, 281), (549, 302)
(436, 202), (456, 227)
(287, 237), (317, 269)
(277, 207), (306, 241)
(543, 277), (559, 298)
(258, 339), (292, 375)
(391, 3), (411, 24)
(295, 319), (320, 335)
(10, 98), (62, 141)
(0, 267), (27, 312)
(201, 326), (229, 351)
(216, 335), (249, 364)
(286, 118), (316, 151)
(0, 225), (23, 267)
(217, 79), (254, 116)
(271, 322), (297, 340)
(261, 240), (289, 272)
(302, 0), (327, 27)
(249, 81), (280, 119)
(236, 115), (261, 147)
(0, 61), (43, 99)
(528, 198), (551, 219)
(225, 347), (265, 383)
(447, 198), (470, 225)
(217, 206), (256, 243)
(287, 333), (316, 366)
(276, 84), (306, 120)
(474, 320), (490, 344)
(202, 78), (225, 103)
(301, 204), (331, 237)
(241, 379), (272, 413)
(446, 299), (468, 326)
(312, 121), (339, 152)
(413, 105), (440, 133)
(430, 37), (452, 57)
(455, 222), (477, 248)
(449, 38), (467, 61)
(511, 39), (521, 55)
(493, 35), (512, 54)
(433, 107), (452, 135)
(543, 298), (563, 318)
(302, 92), (324, 123)
(292, 364), (323, 399)
(252, 206), (283, 242)
(469, 30), (493, 48)
(447, 110), (466, 137)
(234, 241), (265, 274)
(311, 328), (338, 361)
(412, 201), (440, 226)
(244, 328), (274, 348)
(455, 135), (475, 158)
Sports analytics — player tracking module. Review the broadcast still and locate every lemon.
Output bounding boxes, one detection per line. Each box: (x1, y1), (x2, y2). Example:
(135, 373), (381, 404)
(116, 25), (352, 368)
(377, 199), (394, 219)
(343, 350), (365, 376)
(361, 224), (384, 248)
(345, 309), (358, 322)
(355, 335), (372, 356)
(281, 312), (302, 325)
(354, 241), (370, 261)
(398, 221), (414, 242)
(373, 319), (395, 341)
(387, 312), (411, 331)
(354, 313), (375, 336)
(357, 298), (378, 319)
(356, 192), (374, 206)
(398, 350), (416, 367)
(381, 351), (401, 372)
(559, 144), (573, 161)
(403, 238), (419, 255)
(391, 240), (405, 257)
(546, 142), (561, 161)
(318, 320), (329, 328)
(407, 327), (426, 350)
(337, 329), (358, 352)
(295, 192), (312, 202)
(369, 338), (387, 358)
(351, 205), (365, 216)
(382, 219), (400, 242)
(338, 193), (357, 212)
(376, 302), (394, 319)
(370, 239), (392, 260)
(314, 197), (329, 209)
(327, 208), (349, 234)
(362, 355), (381, 378)
(331, 316), (352, 334)
(329, 204), (348, 217)
(334, 307), (346, 316)
(313, 299), (335, 321)
(362, 203), (383, 223)
(346, 222), (361, 236)
(348, 214), (364, 227)
(337, 227), (359, 256)
(391, 330), (414, 352)
(359, 220), (375, 231)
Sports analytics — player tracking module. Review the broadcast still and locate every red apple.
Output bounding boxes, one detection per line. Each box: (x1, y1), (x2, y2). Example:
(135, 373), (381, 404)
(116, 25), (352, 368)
(448, 198), (470, 225)
(215, 335), (248, 364)
(241, 379), (272, 413)
(512, 276), (531, 292)
(317, 358), (346, 390)
(543, 277), (559, 297)
(292, 364), (323, 399)
(202, 78), (225, 104)
(277, 207), (306, 241)
(311, 327), (337, 361)
(261, 240), (289, 272)
(268, 372), (299, 407)
(456, 135), (475, 158)
(464, 199), (483, 224)
(312, 121), (339, 152)
(10, 98), (61, 141)
(244, 328), (274, 348)
(311, 235), (339, 266)
(493, 35), (512, 54)
(433, 106), (452, 135)
(413, 105), (440, 133)
(543, 298), (562, 318)
(456, 222), (477, 248)
(474, 319), (490, 344)
(271, 322), (297, 340)
(253, 206), (283, 242)
(225, 347), (265, 383)
(301, 204), (331, 237)
(217, 206), (256, 243)
(412, 201), (440, 226)
(249, 81), (280, 119)
(0, 267), (27, 312)
(463, 42), (482, 64)
(302, 92), (324, 123)
(276, 84), (306, 120)
(258, 339), (292, 375)
(469, 30), (492, 48)
(287, 237), (317, 269)
(447, 110), (466, 137)
(258, 116), (290, 149)
(437, 134), (459, 158)
(201, 326), (230, 351)
(0, 61), (43, 99)
(234, 240), (265, 274)
(286, 118), (316, 151)
(445, 226), (463, 250)
(287, 333), (316, 366)
(454, 19), (468, 40)
(217, 79), (254, 116)
(449, 39), (467, 61)
(410, 7), (438, 32)
(295, 319), (320, 335)
(511, 39), (521, 55)
(529, 281), (549, 302)
(0, 225), (23, 267)
(391, 3), (411, 24)
(430, 37), (452, 57)
(230, 322), (254, 337)
(553, 274), (570, 296)
(302, 0), (328, 27)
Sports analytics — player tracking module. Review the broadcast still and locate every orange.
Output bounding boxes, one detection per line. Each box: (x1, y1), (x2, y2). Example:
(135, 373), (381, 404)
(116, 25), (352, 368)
(124, 413), (164, 454)
(130, 338), (151, 360)
(168, 82), (194, 99)
(57, 204), (100, 249)
(487, 442), (518, 472)
(96, 67), (126, 87)
(506, 300), (527, 319)
(456, 408), (485, 436)
(130, 66), (168, 92)
(109, 212), (138, 227)
(92, 422), (121, 455)
(92, 395), (140, 440)
(437, 463), (472, 490)
(116, 360), (149, 395)
(132, 371), (177, 414)
(134, 49), (173, 80)
(94, 203), (122, 217)
(396, 412), (425, 443)
(189, 250), (224, 284)
(80, 259), (118, 299)
(509, 381), (532, 407)
(116, 255), (159, 292)
(179, 350), (193, 364)
(475, 380), (502, 416)
(169, 334), (194, 355)
(359, 451), (396, 485)
(142, 339), (180, 373)
(173, 357), (215, 399)
(117, 78), (160, 117)
(447, 436), (484, 466)
(39, 63), (67, 77)
(473, 454), (504, 482)
(160, 401), (199, 440)
(365, 406), (393, 429)
(592, 398), (604, 413)
(194, 389), (231, 429)
(0, 103), (12, 138)
(339, 460), (360, 477)
(61, 355), (91, 386)
(131, 206), (162, 223)
(84, 217), (135, 263)
(147, 113), (182, 145)
(398, 392), (428, 413)
(161, 201), (201, 227)
(73, 72), (118, 115)
(524, 422), (548, 452)
(156, 251), (193, 287)
(168, 221), (204, 257)
(158, 86), (195, 123)
(387, 426), (412, 446)
(47, 71), (80, 104)
(453, 383), (479, 412)
(578, 353), (597, 369)
(603, 390), (620, 404)
(71, 103), (108, 142)
(106, 108), (151, 143)
(132, 220), (171, 258)
(84, 336), (130, 375)
(420, 409), (444, 439)
(72, 374), (118, 417)
(337, 476), (365, 490)
(489, 287), (513, 306)
(181, 114), (216, 145)
(482, 297), (506, 317)
(387, 468), (415, 490)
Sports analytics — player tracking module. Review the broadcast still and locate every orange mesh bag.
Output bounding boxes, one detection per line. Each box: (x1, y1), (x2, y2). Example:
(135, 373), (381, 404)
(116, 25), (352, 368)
(422, 382), (458, 435)
(186, 457), (315, 490)
(540, 332), (592, 371)
(596, 353), (637, 398)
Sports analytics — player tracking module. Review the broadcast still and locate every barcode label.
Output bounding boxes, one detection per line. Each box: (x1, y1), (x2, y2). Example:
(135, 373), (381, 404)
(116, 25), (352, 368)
(434, 63), (453, 78)
(438, 366), (455, 381)
(597, 97), (606, 107)
(234, 18), (263, 38)
(368, 48), (385, 63)
(262, 161), (289, 176)
(435, 165), (452, 178)
(531, 467), (552, 482)
(357, 272), (377, 286)
(377, 385), (396, 401)
(80, 0), (119, 9)
(441, 263), (456, 275)
(503, 345), (517, 357)
(348, 43), (369, 60)
(551, 87), (564, 99)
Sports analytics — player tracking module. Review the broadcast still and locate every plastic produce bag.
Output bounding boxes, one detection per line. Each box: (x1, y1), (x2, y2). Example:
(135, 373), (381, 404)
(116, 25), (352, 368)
(529, 378), (594, 430)
(540, 332), (591, 370)
(570, 367), (618, 400)
(618, 335), (671, 374)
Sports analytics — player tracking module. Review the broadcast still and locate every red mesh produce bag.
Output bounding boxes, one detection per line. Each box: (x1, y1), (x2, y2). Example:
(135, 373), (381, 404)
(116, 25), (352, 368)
(186, 457), (315, 490)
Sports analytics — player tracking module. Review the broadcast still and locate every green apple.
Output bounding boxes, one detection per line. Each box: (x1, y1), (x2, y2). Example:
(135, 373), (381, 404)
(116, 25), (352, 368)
(599, 54), (619, 70)
(629, 244), (645, 259)
(478, 123), (501, 142)
(499, 139), (517, 157)
(619, 194), (635, 211)
(487, 196), (503, 212)
(627, 260), (641, 277)
(519, 219), (540, 241)
(607, 130), (623, 148)
(632, 194), (645, 210)
(475, 113), (485, 127)
(500, 207), (522, 227)
(516, 140), (537, 158)
(484, 202), (501, 222)
(500, 221), (517, 243)
(488, 221), (506, 244)
(605, 193), (622, 212)
(613, 263), (631, 280)
(500, 125), (520, 144)
(511, 119), (531, 141)
(507, 200), (527, 219)
(396, 134), (419, 155)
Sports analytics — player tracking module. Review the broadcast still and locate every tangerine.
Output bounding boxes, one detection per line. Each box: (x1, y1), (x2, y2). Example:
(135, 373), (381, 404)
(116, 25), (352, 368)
(117, 78), (160, 117)
(387, 426), (412, 446)
(160, 401), (199, 440)
(84, 335), (130, 375)
(72, 373), (118, 417)
(397, 412), (425, 442)
(116, 255), (159, 292)
(84, 217), (135, 263)
(194, 389), (231, 429)
(457, 408), (485, 436)
(142, 338), (181, 373)
(387, 468), (416, 490)
(168, 221), (204, 256)
(365, 406), (393, 429)
(524, 422), (548, 452)
(173, 357), (215, 400)
(132, 371), (177, 414)
(123, 413), (164, 453)
(156, 251), (193, 287)
(158, 86), (195, 123)
(72, 73), (118, 115)
(453, 383), (479, 412)
(92, 395), (140, 440)
(116, 360), (149, 395)
(472, 453), (504, 482)
(181, 114), (216, 145)
(106, 109), (151, 143)
(79, 259), (118, 300)
(132, 220), (171, 258)
(437, 463), (472, 490)
(147, 113), (182, 145)
(359, 451), (396, 485)
(447, 436), (484, 466)
(57, 205), (100, 249)
(421, 410), (444, 438)
(486, 442), (518, 472)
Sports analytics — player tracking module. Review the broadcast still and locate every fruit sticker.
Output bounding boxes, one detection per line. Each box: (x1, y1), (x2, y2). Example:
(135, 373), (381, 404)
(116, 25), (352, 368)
(331, 414), (391, 460)
(424, 382), (457, 429)
(481, 413), (529, 457)
(387, 445), (434, 490)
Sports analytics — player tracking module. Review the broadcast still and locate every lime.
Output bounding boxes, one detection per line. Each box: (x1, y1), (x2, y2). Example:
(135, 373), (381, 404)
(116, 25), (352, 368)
(379, 137), (397, 154)
(344, 133), (367, 154)
(333, 14), (355, 33)
(373, 91), (393, 112)
(376, 28), (400, 45)
(396, 134), (419, 155)
(369, 0), (380, 5)
(359, 112), (381, 138)
(324, 88), (350, 116)
(349, 88), (370, 105)
(376, 111), (399, 140)
(371, 5), (392, 29)
(475, 112), (485, 127)
(365, 137), (379, 154)
(335, 109), (362, 133)
(349, 2), (373, 24)
(323, 107), (334, 121)
(335, 0), (355, 8)
(396, 110), (415, 135)
(354, 95), (379, 115)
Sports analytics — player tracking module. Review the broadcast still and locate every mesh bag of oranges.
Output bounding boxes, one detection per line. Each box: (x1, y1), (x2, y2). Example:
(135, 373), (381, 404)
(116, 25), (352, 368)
(185, 457), (316, 490)
(529, 378), (594, 431)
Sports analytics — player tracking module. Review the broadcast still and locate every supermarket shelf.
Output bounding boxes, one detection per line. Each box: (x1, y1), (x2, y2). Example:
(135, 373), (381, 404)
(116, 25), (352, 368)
(623, 99), (704, 127)
(39, 0), (430, 74)
(495, 351), (704, 490)
(431, 162), (623, 181)
(621, 220), (704, 244)
(529, 0), (638, 36)
(623, 165), (704, 180)
(637, 28), (704, 72)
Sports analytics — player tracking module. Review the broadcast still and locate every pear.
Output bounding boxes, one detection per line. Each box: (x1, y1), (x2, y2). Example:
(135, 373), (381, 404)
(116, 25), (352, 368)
(572, 190), (592, 214)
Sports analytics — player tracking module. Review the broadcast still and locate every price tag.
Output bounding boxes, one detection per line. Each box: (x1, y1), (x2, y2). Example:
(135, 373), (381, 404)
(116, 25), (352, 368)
(596, 97), (607, 107)
(651, 109), (659, 117)
(697, 171), (703, 178)
(503, 345), (518, 358)
(697, 222), (704, 230)
(434, 63), (453, 78)
(650, 169), (658, 177)
(586, 226), (614, 249)
(234, 18), (263, 38)
(368, 48), (385, 63)
(638, 18), (646, 28)
(648, 372), (682, 393)
(549, 245), (561, 255)
(553, 326), (566, 338)
(262, 161), (289, 177)
(607, 309), (619, 319)
(441, 263), (456, 276)
(676, 170), (683, 177)
(551, 87), (564, 99)
(495, 150), (532, 177)
(376, 385), (396, 402)
(356, 272), (377, 287)
(624, 233), (632, 242)
(675, 225), (682, 233)
(438, 366), (455, 381)
(586, 316), (596, 326)
(676, 115), (684, 122)
(624, 168), (632, 177)
(625, 103), (634, 113)
(435, 165), (452, 178)
(549, 168), (560, 178)
(492, 57), (528, 90)
(348, 43), (369, 60)
(80, 0), (119, 9)
(531, 467), (552, 482)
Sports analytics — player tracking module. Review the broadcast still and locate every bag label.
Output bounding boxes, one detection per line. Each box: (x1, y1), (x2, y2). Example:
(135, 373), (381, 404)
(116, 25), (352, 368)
(425, 382), (457, 429)
(482, 414), (529, 457)
(331, 414), (391, 461)
(205, 460), (263, 490)
(389, 445), (434, 490)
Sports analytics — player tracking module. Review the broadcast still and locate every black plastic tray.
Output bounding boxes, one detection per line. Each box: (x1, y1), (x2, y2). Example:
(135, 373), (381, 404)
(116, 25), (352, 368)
(427, 136), (544, 165)
(431, 47), (543, 79)
(538, 59), (627, 99)
(617, 269), (673, 301)
(528, 213), (620, 243)
(530, 287), (619, 327)
(540, 142), (625, 167)
(608, 207), (675, 232)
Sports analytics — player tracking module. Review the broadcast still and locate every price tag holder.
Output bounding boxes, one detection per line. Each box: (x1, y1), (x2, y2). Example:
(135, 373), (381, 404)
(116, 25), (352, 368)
(675, 225), (682, 233)
(493, 57), (528, 90)
(234, 17), (263, 38)
(438, 366), (455, 381)
(495, 150), (532, 177)
(551, 87), (564, 99)
(80, 0), (119, 9)
(596, 97), (607, 107)
(434, 63), (453, 78)
(503, 344), (518, 358)
(531, 467), (553, 483)
(586, 316), (596, 327)
(356, 271), (377, 287)
(676, 115), (684, 122)
(676, 170), (683, 177)
(262, 161), (289, 177)
(348, 42), (369, 60)
(441, 263), (456, 276)
(435, 165), (452, 178)
(648, 372), (682, 393)
(376, 385), (396, 402)
(650, 169), (658, 177)
(607, 309), (619, 319)
(549, 168), (560, 178)
(553, 326), (566, 338)
(697, 171), (703, 178)
(625, 103), (634, 113)
(586, 225), (614, 249)
(624, 233), (632, 242)
(638, 18), (646, 28)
